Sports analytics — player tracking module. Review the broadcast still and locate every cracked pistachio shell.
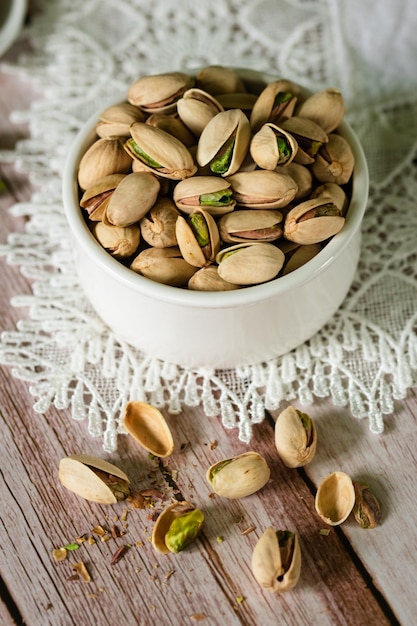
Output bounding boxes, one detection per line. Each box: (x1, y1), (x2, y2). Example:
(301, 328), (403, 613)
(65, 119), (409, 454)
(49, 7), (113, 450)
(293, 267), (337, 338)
(96, 102), (145, 138)
(311, 133), (355, 185)
(176, 208), (220, 268)
(78, 136), (132, 190)
(105, 172), (160, 226)
(250, 79), (301, 132)
(274, 405), (317, 467)
(152, 501), (204, 554)
(218, 209), (283, 244)
(188, 265), (239, 291)
(284, 197), (345, 245)
(250, 123), (298, 170)
(352, 481), (382, 529)
(173, 176), (235, 216)
(92, 221), (140, 259)
(275, 163), (313, 201)
(282, 243), (322, 275)
(127, 71), (194, 113)
(80, 173), (126, 221)
(177, 88), (224, 137)
(226, 170), (298, 209)
(280, 116), (328, 165)
(145, 113), (195, 147)
(139, 197), (180, 248)
(216, 242), (285, 286)
(130, 246), (197, 287)
(58, 454), (130, 504)
(315, 471), (355, 525)
(122, 401), (174, 457)
(297, 88), (345, 133)
(310, 182), (348, 214)
(196, 65), (246, 95)
(206, 451), (270, 498)
(196, 108), (251, 177)
(124, 122), (197, 180)
(252, 528), (301, 592)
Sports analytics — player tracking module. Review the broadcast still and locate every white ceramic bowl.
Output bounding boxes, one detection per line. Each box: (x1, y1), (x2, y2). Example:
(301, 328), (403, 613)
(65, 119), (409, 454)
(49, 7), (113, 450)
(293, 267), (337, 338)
(0, 0), (27, 57)
(63, 70), (369, 370)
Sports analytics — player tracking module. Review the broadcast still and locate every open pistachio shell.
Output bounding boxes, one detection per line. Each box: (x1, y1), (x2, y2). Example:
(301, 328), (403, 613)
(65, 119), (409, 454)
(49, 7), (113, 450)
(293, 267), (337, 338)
(128, 71), (194, 114)
(274, 405), (317, 467)
(106, 172), (160, 226)
(122, 401), (174, 457)
(152, 501), (204, 554)
(177, 88), (224, 137)
(58, 454), (130, 504)
(310, 182), (348, 214)
(252, 527), (301, 592)
(284, 197), (345, 245)
(218, 209), (283, 244)
(250, 123), (298, 170)
(78, 136), (132, 190)
(173, 176), (235, 216)
(216, 242), (285, 286)
(296, 88), (345, 133)
(226, 170), (298, 209)
(176, 208), (220, 268)
(207, 451), (270, 498)
(145, 113), (196, 147)
(315, 471), (355, 525)
(80, 173), (126, 221)
(280, 116), (328, 165)
(275, 162), (313, 201)
(250, 79), (300, 132)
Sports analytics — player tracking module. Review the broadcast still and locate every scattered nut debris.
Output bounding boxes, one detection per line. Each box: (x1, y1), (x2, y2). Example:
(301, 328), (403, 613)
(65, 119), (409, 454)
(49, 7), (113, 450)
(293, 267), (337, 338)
(92, 525), (107, 536)
(164, 569), (175, 580)
(319, 528), (331, 536)
(210, 440), (218, 450)
(190, 614), (207, 622)
(240, 525), (256, 536)
(52, 548), (67, 562)
(110, 545), (129, 566)
(70, 562), (91, 583)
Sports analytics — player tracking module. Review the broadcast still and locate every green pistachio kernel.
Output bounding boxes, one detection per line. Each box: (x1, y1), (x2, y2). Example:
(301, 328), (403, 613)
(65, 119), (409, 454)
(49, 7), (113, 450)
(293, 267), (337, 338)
(199, 189), (233, 207)
(210, 138), (235, 174)
(188, 213), (210, 247)
(165, 509), (204, 553)
(297, 410), (313, 445)
(277, 136), (291, 161)
(126, 138), (163, 168)
(274, 91), (293, 106)
(210, 459), (233, 480)
(276, 530), (295, 574)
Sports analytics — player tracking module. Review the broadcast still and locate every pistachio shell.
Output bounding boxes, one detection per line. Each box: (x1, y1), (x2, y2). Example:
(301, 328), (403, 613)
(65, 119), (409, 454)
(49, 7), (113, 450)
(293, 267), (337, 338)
(226, 170), (298, 209)
(274, 405), (317, 467)
(280, 116), (328, 165)
(96, 102), (145, 138)
(282, 243), (322, 275)
(297, 88), (345, 133)
(177, 88), (224, 137)
(122, 401), (174, 457)
(140, 197), (180, 248)
(218, 209), (283, 243)
(151, 501), (204, 554)
(284, 198), (345, 245)
(173, 176), (235, 216)
(188, 265), (239, 291)
(176, 209), (220, 268)
(216, 242), (285, 285)
(80, 173), (126, 221)
(145, 113), (196, 147)
(250, 79), (300, 132)
(315, 471), (355, 525)
(250, 123), (298, 170)
(310, 182), (348, 213)
(130, 246), (197, 287)
(207, 451), (270, 498)
(58, 454), (130, 504)
(78, 137), (132, 190)
(92, 221), (140, 259)
(106, 172), (160, 226)
(196, 65), (246, 95)
(274, 163), (313, 201)
(311, 133), (355, 185)
(252, 528), (301, 592)
(128, 71), (194, 113)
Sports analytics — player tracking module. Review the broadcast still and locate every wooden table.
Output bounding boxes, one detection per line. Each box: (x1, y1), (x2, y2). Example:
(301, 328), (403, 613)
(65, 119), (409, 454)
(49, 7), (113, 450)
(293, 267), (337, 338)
(1, 54), (416, 626)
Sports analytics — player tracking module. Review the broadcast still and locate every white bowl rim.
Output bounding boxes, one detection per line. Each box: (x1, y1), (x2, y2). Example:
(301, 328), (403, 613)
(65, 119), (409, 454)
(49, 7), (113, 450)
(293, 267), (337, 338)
(0, 0), (27, 58)
(63, 71), (369, 310)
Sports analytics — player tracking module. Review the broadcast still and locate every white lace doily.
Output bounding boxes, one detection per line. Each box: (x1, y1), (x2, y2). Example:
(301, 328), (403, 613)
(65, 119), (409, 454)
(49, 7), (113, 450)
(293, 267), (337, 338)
(1, 0), (416, 452)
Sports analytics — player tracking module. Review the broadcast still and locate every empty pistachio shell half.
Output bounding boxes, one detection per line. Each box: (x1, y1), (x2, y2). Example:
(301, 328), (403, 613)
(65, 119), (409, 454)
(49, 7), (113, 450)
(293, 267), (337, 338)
(252, 527), (301, 592)
(275, 405), (317, 468)
(315, 471), (355, 525)
(58, 454), (130, 504)
(152, 501), (204, 554)
(122, 401), (174, 457)
(207, 451), (270, 498)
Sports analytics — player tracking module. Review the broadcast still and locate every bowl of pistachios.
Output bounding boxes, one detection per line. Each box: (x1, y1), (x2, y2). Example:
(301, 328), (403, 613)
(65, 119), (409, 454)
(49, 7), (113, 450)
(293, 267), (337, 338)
(63, 66), (368, 369)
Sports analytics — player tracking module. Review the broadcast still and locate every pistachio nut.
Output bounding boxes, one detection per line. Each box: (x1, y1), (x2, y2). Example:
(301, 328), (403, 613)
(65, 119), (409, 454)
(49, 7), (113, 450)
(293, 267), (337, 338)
(226, 170), (298, 209)
(275, 162), (313, 201)
(145, 112), (196, 147)
(128, 71), (194, 114)
(173, 176), (235, 216)
(121, 401), (174, 457)
(139, 197), (180, 248)
(176, 208), (220, 268)
(216, 242), (285, 286)
(105, 171), (160, 226)
(130, 246), (197, 287)
(280, 116), (328, 165)
(250, 123), (298, 170)
(315, 471), (355, 526)
(274, 405), (317, 467)
(218, 209), (283, 244)
(206, 451), (270, 498)
(250, 79), (300, 132)
(310, 182), (348, 214)
(96, 102), (145, 138)
(124, 122), (197, 180)
(196, 65), (246, 95)
(196, 108), (251, 177)
(80, 173), (126, 221)
(151, 501), (204, 554)
(284, 197), (345, 245)
(311, 133), (355, 185)
(188, 265), (239, 291)
(252, 527), (301, 592)
(297, 88), (345, 133)
(78, 136), (132, 190)
(58, 454), (130, 504)
(92, 221), (140, 259)
(177, 88), (224, 137)
(281, 243), (322, 275)
(352, 481), (382, 529)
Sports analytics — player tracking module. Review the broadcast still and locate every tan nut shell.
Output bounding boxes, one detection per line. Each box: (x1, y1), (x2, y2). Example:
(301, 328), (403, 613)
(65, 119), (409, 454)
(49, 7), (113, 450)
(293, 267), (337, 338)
(188, 265), (239, 291)
(173, 176), (235, 216)
(122, 401), (174, 457)
(78, 137), (132, 190)
(130, 246), (197, 287)
(58, 454), (130, 504)
(80, 173), (126, 221)
(311, 133), (355, 185)
(151, 501), (196, 554)
(282, 243), (322, 275)
(226, 170), (298, 209)
(251, 527), (301, 592)
(315, 471), (355, 525)
(177, 88), (224, 137)
(250, 79), (300, 132)
(274, 405), (317, 467)
(216, 242), (285, 286)
(145, 113), (196, 147)
(106, 172), (160, 226)
(176, 209), (220, 268)
(96, 102), (145, 138)
(284, 198), (345, 245)
(128, 71), (194, 113)
(92, 221), (140, 259)
(218, 209), (283, 244)
(139, 198), (180, 248)
(250, 123), (298, 170)
(196, 65), (246, 95)
(297, 88), (345, 133)
(280, 116), (328, 165)
(207, 451), (270, 498)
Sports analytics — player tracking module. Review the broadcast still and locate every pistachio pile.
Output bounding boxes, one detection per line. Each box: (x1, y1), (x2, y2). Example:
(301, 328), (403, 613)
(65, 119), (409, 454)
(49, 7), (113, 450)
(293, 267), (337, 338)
(77, 65), (355, 290)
